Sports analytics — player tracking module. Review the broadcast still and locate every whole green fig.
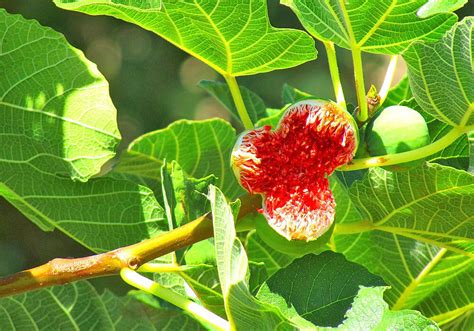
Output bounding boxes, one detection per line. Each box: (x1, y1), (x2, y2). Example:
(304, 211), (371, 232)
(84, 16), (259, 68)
(365, 105), (430, 171)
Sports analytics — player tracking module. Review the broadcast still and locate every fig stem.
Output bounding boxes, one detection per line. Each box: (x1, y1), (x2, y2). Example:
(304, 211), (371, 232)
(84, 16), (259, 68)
(324, 41), (346, 110)
(120, 269), (230, 331)
(379, 55), (398, 105)
(339, 125), (473, 171)
(138, 263), (187, 273)
(352, 47), (368, 122)
(224, 74), (254, 130)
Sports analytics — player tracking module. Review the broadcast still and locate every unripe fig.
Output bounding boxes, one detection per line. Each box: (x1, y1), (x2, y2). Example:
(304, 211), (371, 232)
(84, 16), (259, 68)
(255, 215), (334, 257)
(365, 105), (430, 171)
(231, 99), (358, 242)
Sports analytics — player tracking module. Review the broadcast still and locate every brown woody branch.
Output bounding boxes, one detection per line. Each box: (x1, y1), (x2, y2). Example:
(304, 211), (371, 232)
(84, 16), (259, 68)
(0, 194), (261, 298)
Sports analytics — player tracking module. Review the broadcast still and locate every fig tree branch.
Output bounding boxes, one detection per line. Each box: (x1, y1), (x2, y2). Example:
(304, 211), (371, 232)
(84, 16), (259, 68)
(0, 195), (261, 298)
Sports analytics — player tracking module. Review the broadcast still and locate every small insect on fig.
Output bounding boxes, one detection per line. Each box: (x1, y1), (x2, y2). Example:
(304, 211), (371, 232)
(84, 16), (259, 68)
(231, 99), (358, 247)
(365, 105), (430, 171)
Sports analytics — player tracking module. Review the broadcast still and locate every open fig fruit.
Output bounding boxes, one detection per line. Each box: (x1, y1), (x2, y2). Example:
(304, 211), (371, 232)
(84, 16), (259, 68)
(231, 99), (358, 243)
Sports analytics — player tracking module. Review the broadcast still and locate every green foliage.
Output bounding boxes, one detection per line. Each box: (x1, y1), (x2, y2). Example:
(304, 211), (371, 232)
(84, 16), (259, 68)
(208, 185), (313, 329)
(115, 119), (243, 199)
(53, 0), (317, 76)
(403, 18), (474, 127)
(0, 281), (204, 330)
(1, 1), (473, 329)
(0, 10), (166, 251)
(256, 252), (385, 327)
(334, 164), (473, 324)
(282, 0), (457, 54)
(417, 0), (469, 18)
(255, 214), (334, 257)
(335, 287), (440, 330)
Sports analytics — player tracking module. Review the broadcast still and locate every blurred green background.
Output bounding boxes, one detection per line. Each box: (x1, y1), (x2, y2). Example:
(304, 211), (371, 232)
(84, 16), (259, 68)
(0, 0), (470, 293)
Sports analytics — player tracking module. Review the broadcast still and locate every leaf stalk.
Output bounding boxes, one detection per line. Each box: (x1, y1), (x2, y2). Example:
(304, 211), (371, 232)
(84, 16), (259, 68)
(352, 47), (368, 122)
(224, 74), (254, 130)
(324, 41), (346, 109)
(120, 269), (230, 331)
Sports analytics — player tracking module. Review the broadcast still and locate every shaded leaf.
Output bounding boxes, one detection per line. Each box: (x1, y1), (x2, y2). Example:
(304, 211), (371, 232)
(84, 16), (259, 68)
(281, 84), (312, 105)
(256, 252), (384, 327)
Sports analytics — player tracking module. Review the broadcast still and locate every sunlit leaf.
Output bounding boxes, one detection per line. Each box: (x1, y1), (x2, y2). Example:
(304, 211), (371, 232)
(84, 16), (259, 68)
(403, 18), (473, 127)
(208, 185), (315, 329)
(334, 164), (474, 325)
(0, 10), (166, 252)
(417, 0), (468, 18)
(54, 0), (316, 76)
(283, 0), (456, 54)
(115, 119), (243, 199)
(0, 281), (205, 330)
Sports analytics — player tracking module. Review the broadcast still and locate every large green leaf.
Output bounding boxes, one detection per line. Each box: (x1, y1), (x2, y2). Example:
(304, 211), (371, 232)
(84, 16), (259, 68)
(208, 185), (315, 329)
(2, 175), (166, 251)
(417, 0), (469, 18)
(282, 0), (456, 54)
(403, 18), (473, 127)
(0, 281), (205, 330)
(0, 10), (166, 251)
(334, 164), (474, 325)
(0, 9), (120, 182)
(334, 287), (440, 330)
(338, 164), (473, 253)
(256, 252), (384, 327)
(199, 80), (267, 124)
(54, 0), (316, 76)
(115, 119), (243, 199)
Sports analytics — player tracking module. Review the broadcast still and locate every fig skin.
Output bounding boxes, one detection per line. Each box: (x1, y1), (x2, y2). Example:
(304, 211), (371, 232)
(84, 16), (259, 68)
(365, 105), (430, 171)
(255, 215), (334, 257)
